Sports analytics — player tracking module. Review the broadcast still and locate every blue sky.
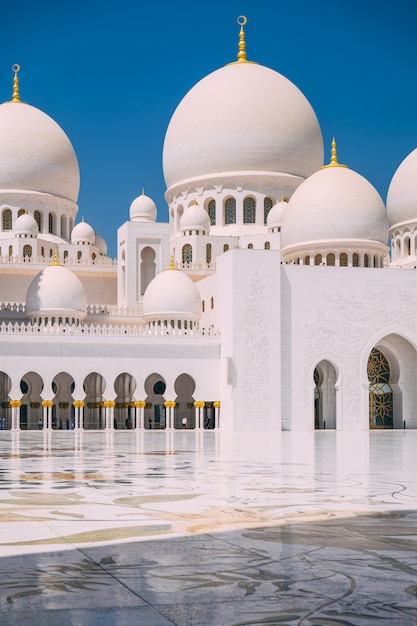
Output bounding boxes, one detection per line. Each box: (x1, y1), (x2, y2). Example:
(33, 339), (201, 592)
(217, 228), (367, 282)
(2, 0), (416, 257)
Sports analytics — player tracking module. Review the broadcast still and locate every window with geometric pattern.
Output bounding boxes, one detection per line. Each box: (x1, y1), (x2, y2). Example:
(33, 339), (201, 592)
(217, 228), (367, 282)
(2, 209), (12, 231)
(208, 200), (216, 226)
(243, 197), (256, 224)
(368, 348), (393, 429)
(264, 197), (273, 224)
(182, 243), (192, 264)
(224, 198), (236, 225)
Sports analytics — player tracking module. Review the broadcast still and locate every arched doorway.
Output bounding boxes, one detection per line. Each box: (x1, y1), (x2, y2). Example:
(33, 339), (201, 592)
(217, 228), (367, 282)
(0, 372), (11, 429)
(20, 372), (43, 430)
(144, 373), (166, 429)
(174, 373), (195, 429)
(114, 372), (136, 429)
(52, 372), (75, 430)
(314, 360), (337, 429)
(83, 373), (106, 429)
(368, 348), (393, 429)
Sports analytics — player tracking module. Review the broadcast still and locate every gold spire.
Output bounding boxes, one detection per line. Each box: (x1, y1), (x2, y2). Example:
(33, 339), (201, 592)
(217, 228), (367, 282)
(141, 188), (145, 195)
(168, 255), (176, 270)
(11, 64), (21, 102)
(321, 137), (348, 169)
(236, 16), (248, 63)
(52, 249), (60, 266)
(192, 198), (198, 206)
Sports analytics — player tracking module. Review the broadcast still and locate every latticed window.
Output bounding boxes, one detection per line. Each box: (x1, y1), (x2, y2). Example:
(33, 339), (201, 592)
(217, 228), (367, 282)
(18, 208), (25, 217)
(327, 253), (335, 266)
(208, 200), (216, 225)
(353, 253), (359, 267)
(314, 254), (322, 265)
(48, 213), (54, 234)
(264, 241), (270, 250)
(368, 348), (393, 429)
(406, 237), (411, 255)
(206, 243), (212, 263)
(364, 254), (369, 267)
(304, 255), (310, 265)
(23, 244), (32, 258)
(223, 244), (229, 252)
(264, 197), (273, 224)
(182, 243), (192, 264)
(243, 197), (256, 224)
(34, 211), (41, 231)
(2, 209), (12, 231)
(224, 198), (236, 225)
(340, 253), (348, 266)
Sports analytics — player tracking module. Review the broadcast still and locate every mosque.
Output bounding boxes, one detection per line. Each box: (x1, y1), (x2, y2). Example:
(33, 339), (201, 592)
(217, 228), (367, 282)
(0, 17), (416, 433)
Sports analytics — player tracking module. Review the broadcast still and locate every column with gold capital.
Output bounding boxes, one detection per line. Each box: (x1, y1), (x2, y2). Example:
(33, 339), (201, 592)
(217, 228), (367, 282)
(42, 400), (53, 430)
(134, 401), (146, 430)
(213, 401), (220, 430)
(73, 400), (85, 430)
(10, 400), (21, 430)
(104, 400), (116, 430)
(194, 401), (205, 430)
(164, 401), (176, 430)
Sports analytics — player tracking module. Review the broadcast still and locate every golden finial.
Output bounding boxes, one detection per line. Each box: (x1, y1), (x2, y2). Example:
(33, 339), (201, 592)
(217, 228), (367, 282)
(82, 216), (85, 222)
(236, 16), (248, 63)
(321, 137), (348, 169)
(52, 249), (60, 266)
(192, 199), (198, 206)
(168, 255), (176, 270)
(11, 64), (21, 103)
(141, 188), (145, 195)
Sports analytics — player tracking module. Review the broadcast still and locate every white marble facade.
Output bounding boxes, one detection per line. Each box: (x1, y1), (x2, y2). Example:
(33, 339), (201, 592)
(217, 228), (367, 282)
(0, 22), (416, 433)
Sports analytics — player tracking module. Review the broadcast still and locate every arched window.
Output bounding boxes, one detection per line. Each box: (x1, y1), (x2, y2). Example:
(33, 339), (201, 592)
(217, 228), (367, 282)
(248, 243), (253, 249)
(327, 253), (335, 266)
(18, 208), (25, 217)
(211, 297), (214, 309)
(61, 215), (67, 239)
(364, 254), (369, 267)
(23, 244), (32, 258)
(206, 243), (212, 263)
(48, 213), (54, 234)
(264, 197), (273, 224)
(2, 209), (12, 231)
(8, 245), (12, 257)
(353, 253), (359, 267)
(264, 241), (270, 250)
(34, 211), (42, 231)
(314, 253), (322, 265)
(374, 255), (378, 268)
(243, 197), (256, 224)
(405, 237), (411, 255)
(41, 246), (45, 257)
(202, 301), (205, 313)
(223, 244), (229, 252)
(304, 255), (310, 265)
(224, 198), (236, 225)
(63, 250), (68, 260)
(208, 200), (216, 225)
(141, 247), (156, 295)
(182, 244), (192, 264)
(340, 253), (348, 266)
(77, 250), (82, 260)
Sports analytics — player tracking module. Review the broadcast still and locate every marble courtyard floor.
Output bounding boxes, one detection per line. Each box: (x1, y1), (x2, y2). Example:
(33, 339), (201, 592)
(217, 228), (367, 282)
(0, 430), (416, 625)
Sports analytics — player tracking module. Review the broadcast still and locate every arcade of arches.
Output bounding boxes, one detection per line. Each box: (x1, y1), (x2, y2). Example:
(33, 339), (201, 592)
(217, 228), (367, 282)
(0, 371), (219, 431)
(314, 336), (417, 430)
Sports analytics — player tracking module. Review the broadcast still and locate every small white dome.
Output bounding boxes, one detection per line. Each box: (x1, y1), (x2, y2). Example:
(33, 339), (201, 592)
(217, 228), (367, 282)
(13, 212), (38, 237)
(26, 263), (87, 322)
(267, 199), (288, 229)
(71, 220), (95, 245)
(281, 164), (388, 256)
(142, 266), (201, 324)
(0, 102), (80, 203)
(386, 148), (417, 228)
(94, 232), (107, 256)
(180, 202), (211, 233)
(129, 192), (157, 222)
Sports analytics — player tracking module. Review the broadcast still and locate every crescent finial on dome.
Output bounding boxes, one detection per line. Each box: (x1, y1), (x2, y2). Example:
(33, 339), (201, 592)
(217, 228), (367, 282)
(236, 16), (248, 63)
(11, 64), (21, 103)
(321, 137), (348, 169)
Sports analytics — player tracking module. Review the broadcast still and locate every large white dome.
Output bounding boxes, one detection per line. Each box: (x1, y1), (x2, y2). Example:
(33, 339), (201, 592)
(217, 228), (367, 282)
(386, 148), (417, 228)
(0, 101), (80, 203)
(142, 267), (201, 324)
(281, 164), (389, 256)
(26, 263), (87, 322)
(163, 62), (323, 191)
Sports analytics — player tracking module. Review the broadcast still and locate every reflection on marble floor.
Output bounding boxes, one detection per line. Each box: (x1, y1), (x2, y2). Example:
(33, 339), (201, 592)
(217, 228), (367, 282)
(0, 430), (416, 625)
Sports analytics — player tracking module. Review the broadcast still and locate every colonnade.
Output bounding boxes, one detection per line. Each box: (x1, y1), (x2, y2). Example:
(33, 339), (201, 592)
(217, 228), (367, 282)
(8, 399), (220, 431)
